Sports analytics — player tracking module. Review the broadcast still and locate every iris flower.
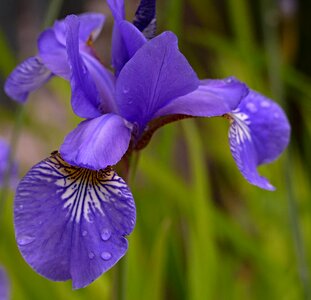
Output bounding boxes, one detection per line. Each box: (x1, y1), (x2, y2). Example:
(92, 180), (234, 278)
(4, 13), (106, 102)
(10, 0), (289, 290)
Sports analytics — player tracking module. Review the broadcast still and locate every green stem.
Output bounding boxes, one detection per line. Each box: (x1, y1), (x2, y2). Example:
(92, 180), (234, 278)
(260, 1), (311, 298)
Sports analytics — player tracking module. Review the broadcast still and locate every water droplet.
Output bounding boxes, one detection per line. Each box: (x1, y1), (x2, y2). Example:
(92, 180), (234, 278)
(123, 88), (129, 94)
(82, 230), (88, 237)
(17, 236), (35, 246)
(225, 77), (233, 83)
(260, 100), (271, 108)
(101, 252), (112, 260)
(19, 204), (24, 209)
(101, 229), (111, 241)
(274, 112), (279, 119)
(246, 102), (257, 113)
(88, 252), (95, 259)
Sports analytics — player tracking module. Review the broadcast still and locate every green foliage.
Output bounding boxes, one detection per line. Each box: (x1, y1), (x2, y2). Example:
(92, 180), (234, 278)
(0, 0), (310, 299)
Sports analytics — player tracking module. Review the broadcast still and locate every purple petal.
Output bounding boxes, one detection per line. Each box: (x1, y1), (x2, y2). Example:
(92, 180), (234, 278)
(14, 153), (136, 289)
(37, 29), (70, 79)
(0, 267), (9, 300)
(228, 90), (290, 190)
(116, 31), (199, 131)
(53, 13), (105, 44)
(111, 21), (147, 76)
(60, 114), (132, 170)
(4, 56), (52, 102)
(107, 0), (125, 21)
(65, 15), (116, 118)
(154, 77), (249, 118)
(133, 0), (156, 39)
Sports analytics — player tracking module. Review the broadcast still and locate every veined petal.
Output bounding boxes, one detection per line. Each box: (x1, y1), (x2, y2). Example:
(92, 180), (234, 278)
(154, 77), (249, 118)
(4, 57), (52, 102)
(0, 267), (9, 300)
(228, 90), (290, 190)
(14, 153), (136, 289)
(116, 31), (199, 132)
(38, 29), (70, 79)
(133, 0), (156, 39)
(111, 21), (147, 76)
(60, 114), (132, 170)
(65, 15), (104, 118)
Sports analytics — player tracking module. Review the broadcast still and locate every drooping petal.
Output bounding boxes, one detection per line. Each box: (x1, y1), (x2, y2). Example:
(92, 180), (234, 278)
(133, 0), (156, 39)
(37, 29), (70, 79)
(116, 31), (199, 131)
(14, 153), (136, 289)
(111, 21), (147, 76)
(4, 57), (52, 102)
(60, 113), (132, 170)
(65, 15), (116, 117)
(0, 267), (9, 300)
(228, 90), (290, 190)
(53, 13), (106, 45)
(154, 77), (249, 118)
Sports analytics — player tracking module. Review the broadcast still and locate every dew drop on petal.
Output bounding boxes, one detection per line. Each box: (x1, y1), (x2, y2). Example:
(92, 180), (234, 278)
(82, 230), (88, 237)
(274, 112), (279, 119)
(101, 229), (111, 241)
(88, 252), (95, 259)
(225, 77), (233, 83)
(17, 236), (35, 246)
(260, 100), (271, 108)
(246, 102), (257, 113)
(123, 88), (129, 94)
(101, 252), (112, 260)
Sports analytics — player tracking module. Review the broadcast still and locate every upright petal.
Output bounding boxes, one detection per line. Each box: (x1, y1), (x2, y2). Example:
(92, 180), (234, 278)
(154, 77), (249, 118)
(14, 153), (136, 289)
(106, 0), (125, 21)
(53, 13), (106, 44)
(111, 21), (147, 76)
(38, 29), (70, 79)
(0, 267), (9, 300)
(65, 15), (116, 118)
(60, 113), (132, 170)
(116, 31), (199, 131)
(133, 0), (156, 39)
(228, 90), (290, 190)
(4, 57), (52, 102)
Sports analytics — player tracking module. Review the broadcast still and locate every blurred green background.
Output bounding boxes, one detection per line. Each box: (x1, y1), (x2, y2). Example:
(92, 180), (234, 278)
(0, 0), (310, 299)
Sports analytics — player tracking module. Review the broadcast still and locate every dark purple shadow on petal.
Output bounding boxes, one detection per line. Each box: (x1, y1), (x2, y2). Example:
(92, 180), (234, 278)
(60, 113), (132, 170)
(228, 90), (290, 190)
(14, 153), (136, 289)
(4, 57), (52, 102)
(111, 21), (147, 76)
(133, 0), (156, 39)
(116, 31), (199, 133)
(0, 267), (9, 300)
(154, 77), (249, 119)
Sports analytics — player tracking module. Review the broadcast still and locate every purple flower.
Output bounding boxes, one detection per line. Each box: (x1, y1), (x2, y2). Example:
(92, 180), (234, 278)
(4, 13), (106, 102)
(0, 267), (9, 300)
(0, 138), (18, 189)
(12, 0), (290, 290)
